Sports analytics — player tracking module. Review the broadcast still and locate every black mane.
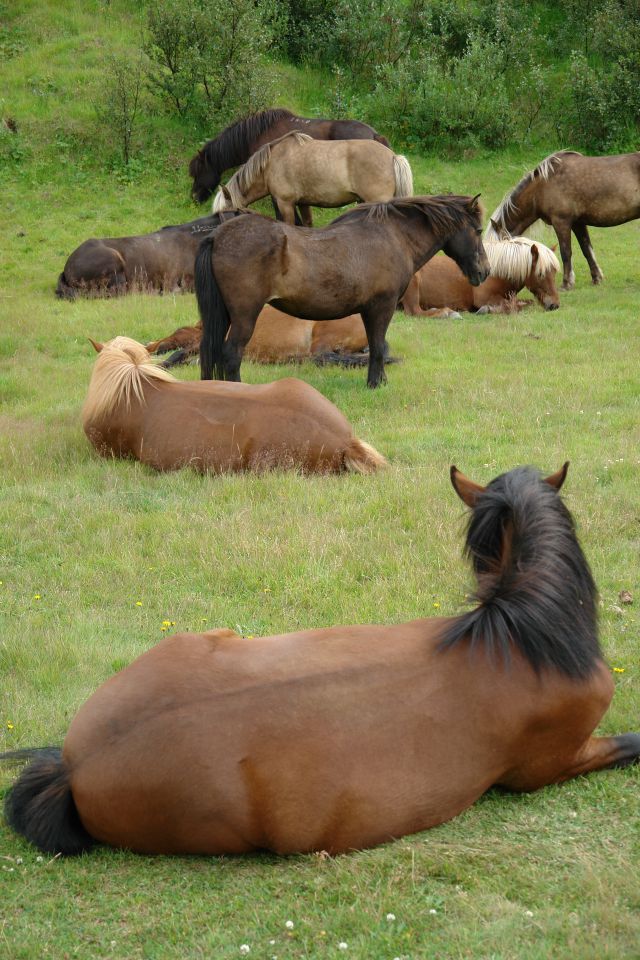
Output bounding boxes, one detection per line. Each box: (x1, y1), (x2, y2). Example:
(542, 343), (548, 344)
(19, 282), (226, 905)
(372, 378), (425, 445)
(332, 195), (481, 237)
(440, 467), (601, 678)
(189, 108), (296, 182)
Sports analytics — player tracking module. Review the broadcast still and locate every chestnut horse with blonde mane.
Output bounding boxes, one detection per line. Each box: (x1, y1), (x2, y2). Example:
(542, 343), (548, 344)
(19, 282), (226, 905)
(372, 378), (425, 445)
(212, 132), (413, 226)
(3, 462), (638, 856)
(81, 337), (385, 474)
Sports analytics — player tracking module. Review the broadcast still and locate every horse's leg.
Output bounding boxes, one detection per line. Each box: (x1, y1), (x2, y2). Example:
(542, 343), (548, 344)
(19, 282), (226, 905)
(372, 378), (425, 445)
(221, 313), (259, 382)
(500, 733), (640, 792)
(553, 218), (575, 290)
(298, 204), (313, 228)
(573, 223), (604, 285)
(360, 299), (396, 388)
(276, 200), (298, 226)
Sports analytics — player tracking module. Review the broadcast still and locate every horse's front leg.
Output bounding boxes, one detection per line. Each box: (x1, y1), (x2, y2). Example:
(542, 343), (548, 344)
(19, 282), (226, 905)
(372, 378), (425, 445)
(298, 204), (313, 228)
(553, 218), (575, 289)
(500, 732), (640, 792)
(361, 299), (395, 388)
(573, 223), (604, 285)
(275, 199), (298, 226)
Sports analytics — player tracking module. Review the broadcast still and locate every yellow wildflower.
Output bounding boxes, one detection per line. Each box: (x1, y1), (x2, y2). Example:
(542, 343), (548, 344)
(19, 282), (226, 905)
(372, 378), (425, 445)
(613, 667), (626, 674)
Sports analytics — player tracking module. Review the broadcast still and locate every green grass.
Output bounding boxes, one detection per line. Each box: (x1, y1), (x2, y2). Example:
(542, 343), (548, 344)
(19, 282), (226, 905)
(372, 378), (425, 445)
(1, 3), (640, 958)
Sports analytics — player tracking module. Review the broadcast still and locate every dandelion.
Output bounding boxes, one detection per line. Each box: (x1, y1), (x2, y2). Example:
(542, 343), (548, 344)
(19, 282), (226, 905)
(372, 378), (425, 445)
(201, 618), (207, 623)
(613, 667), (626, 674)
(429, 909), (437, 915)
(269, 940), (276, 946)
(162, 620), (171, 627)
(7, 722), (14, 730)
(33, 594), (41, 601)
(386, 913), (396, 922)
(432, 602), (440, 609)
(36, 856), (43, 863)
(135, 601), (142, 607)
(285, 920), (294, 930)
(15, 857), (22, 864)
(240, 946), (250, 955)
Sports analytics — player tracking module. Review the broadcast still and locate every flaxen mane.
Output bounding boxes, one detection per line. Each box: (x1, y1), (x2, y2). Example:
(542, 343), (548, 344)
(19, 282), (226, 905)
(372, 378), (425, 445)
(83, 337), (175, 423)
(485, 237), (559, 285)
(440, 466), (600, 679)
(487, 151), (583, 238)
(189, 108), (296, 181)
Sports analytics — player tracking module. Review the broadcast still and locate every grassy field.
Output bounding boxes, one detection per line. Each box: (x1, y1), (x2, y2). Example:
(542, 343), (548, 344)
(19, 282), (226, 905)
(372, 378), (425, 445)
(1, 3), (640, 959)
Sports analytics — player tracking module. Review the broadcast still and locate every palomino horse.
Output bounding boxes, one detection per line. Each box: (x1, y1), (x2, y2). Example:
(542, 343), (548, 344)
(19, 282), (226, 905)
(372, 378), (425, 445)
(400, 236), (560, 316)
(189, 107), (390, 203)
(486, 150), (640, 289)
(197, 196), (490, 388)
(3, 462), (639, 856)
(212, 132), (413, 226)
(55, 212), (244, 299)
(148, 306), (370, 368)
(81, 337), (385, 474)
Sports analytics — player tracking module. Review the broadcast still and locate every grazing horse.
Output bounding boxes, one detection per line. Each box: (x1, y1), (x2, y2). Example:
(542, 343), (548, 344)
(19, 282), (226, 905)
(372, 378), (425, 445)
(486, 150), (640, 289)
(197, 196), (490, 388)
(189, 106), (390, 203)
(400, 236), (560, 316)
(81, 337), (386, 474)
(212, 133), (413, 226)
(3, 462), (639, 857)
(148, 306), (370, 368)
(55, 212), (245, 299)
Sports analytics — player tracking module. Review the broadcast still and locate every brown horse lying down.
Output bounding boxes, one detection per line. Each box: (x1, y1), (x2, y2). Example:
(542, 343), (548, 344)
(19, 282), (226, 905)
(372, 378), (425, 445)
(55, 212), (242, 299)
(400, 236), (560, 316)
(81, 337), (385, 474)
(3, 463), (638, 856)
(147, 305), (369, 367)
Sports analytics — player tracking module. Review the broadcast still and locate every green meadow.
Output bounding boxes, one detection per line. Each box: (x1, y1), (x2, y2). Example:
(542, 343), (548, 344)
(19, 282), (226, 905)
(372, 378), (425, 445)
(1, 2), (639, 958)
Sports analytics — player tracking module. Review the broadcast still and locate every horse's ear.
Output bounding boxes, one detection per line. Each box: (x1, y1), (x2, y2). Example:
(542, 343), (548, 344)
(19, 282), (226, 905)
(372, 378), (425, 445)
(544, 461), (569, 491)
(490, 217), (500, 232)
(88, 337), (104, 353)
(450, 466), (486, 507)
(550, 244), (558, 252)
(530, 243), (539, 266)
(468, 194), (481, 211)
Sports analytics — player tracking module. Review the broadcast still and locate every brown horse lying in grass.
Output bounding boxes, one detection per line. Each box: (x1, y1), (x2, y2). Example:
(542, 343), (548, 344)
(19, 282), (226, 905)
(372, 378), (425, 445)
(197, 195), (489, 388)
(148, 305), (370, 368)
(400, 235), (560, 316)
(212, 132), (413, 226)
(81, 337), (385, 474)
(3, 462), (638, 856)
(55, 212), (243, 299)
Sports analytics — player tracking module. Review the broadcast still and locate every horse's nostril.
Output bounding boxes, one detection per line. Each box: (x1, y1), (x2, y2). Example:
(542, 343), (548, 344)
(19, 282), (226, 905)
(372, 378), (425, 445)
(546, 302), (560, 311)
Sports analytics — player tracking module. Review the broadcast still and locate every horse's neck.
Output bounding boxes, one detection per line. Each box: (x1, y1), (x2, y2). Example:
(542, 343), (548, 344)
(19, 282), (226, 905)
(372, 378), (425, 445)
(400, 213), (444, 270)
(506, 181), (538, 233)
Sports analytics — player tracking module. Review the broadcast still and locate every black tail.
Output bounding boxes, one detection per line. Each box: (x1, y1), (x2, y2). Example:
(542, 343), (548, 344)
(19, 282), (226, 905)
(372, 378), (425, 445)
(1, 748), (95, 856)
(195, 235), (230, 380)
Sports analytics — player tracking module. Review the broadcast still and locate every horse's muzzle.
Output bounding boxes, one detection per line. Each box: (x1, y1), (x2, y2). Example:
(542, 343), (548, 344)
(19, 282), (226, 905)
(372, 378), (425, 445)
(545, 302), (560, 311)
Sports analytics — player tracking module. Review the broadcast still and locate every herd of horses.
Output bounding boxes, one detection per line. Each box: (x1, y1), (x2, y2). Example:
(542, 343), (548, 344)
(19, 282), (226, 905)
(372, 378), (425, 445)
(3, 107), (639, 859)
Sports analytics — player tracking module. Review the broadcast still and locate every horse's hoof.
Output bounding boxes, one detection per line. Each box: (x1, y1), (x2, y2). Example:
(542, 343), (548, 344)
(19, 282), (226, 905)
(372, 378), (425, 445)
(476, 306), (490, 315)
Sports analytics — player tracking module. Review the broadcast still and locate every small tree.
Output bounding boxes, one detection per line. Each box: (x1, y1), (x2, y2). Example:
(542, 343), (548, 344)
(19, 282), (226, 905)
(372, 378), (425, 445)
(95, 54), (144, 167)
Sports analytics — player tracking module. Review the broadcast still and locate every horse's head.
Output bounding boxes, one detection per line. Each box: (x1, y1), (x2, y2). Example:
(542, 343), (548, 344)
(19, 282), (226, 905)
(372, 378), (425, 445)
(189, 151), (220, 204)
(442, 196), (490, 287)
(525, 243), (560, 311)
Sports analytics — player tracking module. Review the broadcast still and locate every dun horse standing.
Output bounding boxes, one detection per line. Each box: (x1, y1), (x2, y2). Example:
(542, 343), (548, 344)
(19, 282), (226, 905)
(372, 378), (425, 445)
(487, 150), (640, 288)
(401, 235), (560, 315)
(197, 196), (490, 388)
(81, 337), (385, 474)
(189, 107), (390, 203)
(3, 462), (638, 856)
(212, 133), (413, 226)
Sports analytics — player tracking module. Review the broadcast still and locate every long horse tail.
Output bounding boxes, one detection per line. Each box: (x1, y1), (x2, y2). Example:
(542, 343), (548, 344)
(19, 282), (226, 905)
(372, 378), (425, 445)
(195, 235), (229, 381)
(55, 272), (77, 300)
(342, 437), (387, 474)
(1, 748), (95, 856)
(393, 155), (413, 197)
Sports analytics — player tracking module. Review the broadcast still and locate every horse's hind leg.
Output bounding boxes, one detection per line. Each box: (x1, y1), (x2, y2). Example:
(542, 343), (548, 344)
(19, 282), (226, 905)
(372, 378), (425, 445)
(553, 218), (575, 290)
(222, 314), (259, 381)
(361, 299), (395, 388)
(573, 223), (604, 284)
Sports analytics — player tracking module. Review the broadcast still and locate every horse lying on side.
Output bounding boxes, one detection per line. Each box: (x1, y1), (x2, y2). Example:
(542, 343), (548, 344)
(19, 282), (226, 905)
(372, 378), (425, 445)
(212, 132), (413, 226)
(400, 235), (560, 316)
(3, 462), (638, 856)
(147, 306), (370, 368)
(55, 212), (243, 299)
(189, 106), (390, 203)
(81, 337), (386, 474)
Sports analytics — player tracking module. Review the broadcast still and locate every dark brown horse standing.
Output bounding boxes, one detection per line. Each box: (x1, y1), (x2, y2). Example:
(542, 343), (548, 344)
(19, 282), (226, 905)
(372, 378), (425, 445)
(56, 212), (244, 299)
(189, 107), (390, 203)
(487, 150), (640, 289)
(3, 462), (638, 856)
(196, 196), (490, 388)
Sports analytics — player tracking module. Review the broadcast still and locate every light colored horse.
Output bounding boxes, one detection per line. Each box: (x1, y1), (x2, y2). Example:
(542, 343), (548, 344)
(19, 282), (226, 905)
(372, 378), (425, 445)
(82, 337), (386, 474)
(486, 150), (640, 288)
(212, 131), (413, 225)
(401, 235), (560, 316)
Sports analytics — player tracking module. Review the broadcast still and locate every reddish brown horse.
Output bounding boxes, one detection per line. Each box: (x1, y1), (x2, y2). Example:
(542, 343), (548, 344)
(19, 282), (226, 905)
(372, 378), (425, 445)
(56, 212), (246, 299)
(3, 462), (638, 856)
(197, 196), (489, 388)
(487, 150), (640, 289)
(189, 107), (390, 203)
(81, 337), (385, 474)
(400, 236), (560, 316)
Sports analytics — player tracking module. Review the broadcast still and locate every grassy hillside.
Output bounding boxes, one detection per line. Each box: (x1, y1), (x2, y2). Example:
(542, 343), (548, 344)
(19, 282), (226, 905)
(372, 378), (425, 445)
(1, 3), (639, 959)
